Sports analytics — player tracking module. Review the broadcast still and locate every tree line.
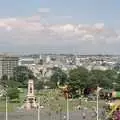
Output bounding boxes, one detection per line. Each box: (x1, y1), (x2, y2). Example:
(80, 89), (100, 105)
(50, 67), (120, 91)
(1, 66), (120, 100)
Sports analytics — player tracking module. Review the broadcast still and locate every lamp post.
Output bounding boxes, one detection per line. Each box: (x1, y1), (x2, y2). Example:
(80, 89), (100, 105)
(96, 86), (102, 120)
(96, 88), (99, 120)
(66, 92), (69, 120)
(6, 95), (8, 120)
(1, 77), (8, 120)
(5, 85), (8, 120)
(38, 97), (40, 120)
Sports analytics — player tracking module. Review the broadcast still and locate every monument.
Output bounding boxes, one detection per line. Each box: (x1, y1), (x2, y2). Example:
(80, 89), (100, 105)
(24, 79), (38, 110)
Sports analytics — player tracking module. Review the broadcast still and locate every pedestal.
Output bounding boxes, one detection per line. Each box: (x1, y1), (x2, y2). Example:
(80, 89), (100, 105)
(23, 79), (38, 110)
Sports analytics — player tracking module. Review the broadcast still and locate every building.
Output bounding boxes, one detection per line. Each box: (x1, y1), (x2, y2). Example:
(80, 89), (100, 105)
(0, 54), (18, 78)
(46, 56), (51, 64)
(18, 58), (35, 66)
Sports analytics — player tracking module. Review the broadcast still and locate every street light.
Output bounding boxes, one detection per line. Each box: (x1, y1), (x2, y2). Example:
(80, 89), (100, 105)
(5, 95), (8, 120)
(96, 88), (99, 120)
(4, 86), (8, 120)
(96, 86), (102, 120)
(66, 91), (69, 120)
(1, 78), (8, 120)
(38, 97), (40, 120)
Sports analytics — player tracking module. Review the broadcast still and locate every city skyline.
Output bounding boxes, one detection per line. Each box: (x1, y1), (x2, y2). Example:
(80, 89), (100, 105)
(0, 0), (120, 54)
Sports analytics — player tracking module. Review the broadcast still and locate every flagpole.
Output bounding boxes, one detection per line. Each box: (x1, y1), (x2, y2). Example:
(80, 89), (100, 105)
(6, 95), (8, 120)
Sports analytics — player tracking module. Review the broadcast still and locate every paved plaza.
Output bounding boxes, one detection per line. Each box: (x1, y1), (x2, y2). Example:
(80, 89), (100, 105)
(0, 109), (105, 120)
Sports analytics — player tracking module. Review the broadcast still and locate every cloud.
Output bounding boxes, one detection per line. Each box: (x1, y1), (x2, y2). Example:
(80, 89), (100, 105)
(38, 8), (50, 13)
(93, 23), (104, 30)
(0, 12), (119, 53)
(82, 34), (94, 41)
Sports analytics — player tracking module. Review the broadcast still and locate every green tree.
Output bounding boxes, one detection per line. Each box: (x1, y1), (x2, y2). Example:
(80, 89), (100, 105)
(0, 74), (8, 88)
(7, 80), (22, 88)
(68, 67), (89, 94)
(13, 66), (36, 87)
(35, 81), (44, 90)
(113, 63), (120, 71)
(50, 67), (68, 87)
(7, 88), (20, 100)
(115, 73), (120, 90)
(89, 70), (113, 89)
(104, 70), (117, 88)
(45, 81), (56, 89)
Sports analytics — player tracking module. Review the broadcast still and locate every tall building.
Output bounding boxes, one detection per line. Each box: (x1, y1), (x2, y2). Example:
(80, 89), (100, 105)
(0, 54), (19, 78)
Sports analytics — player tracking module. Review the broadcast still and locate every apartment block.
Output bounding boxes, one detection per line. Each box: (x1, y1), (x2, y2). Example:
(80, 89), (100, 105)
(0, 54), (18, 78)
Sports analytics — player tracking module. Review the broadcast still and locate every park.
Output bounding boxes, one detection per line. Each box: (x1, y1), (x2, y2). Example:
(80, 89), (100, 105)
(1, 66), (120, 120)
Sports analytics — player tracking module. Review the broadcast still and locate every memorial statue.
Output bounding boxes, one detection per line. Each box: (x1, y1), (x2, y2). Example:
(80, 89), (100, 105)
(23, 79), (38, 110)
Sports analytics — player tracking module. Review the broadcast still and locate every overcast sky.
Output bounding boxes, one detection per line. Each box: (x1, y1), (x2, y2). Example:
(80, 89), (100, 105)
(0, 0), (120, 54)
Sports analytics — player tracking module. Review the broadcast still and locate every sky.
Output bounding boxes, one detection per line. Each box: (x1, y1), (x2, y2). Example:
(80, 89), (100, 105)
(0, 0), (120, 54)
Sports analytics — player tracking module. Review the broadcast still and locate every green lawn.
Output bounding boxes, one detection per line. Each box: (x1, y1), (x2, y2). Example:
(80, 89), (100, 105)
(0, 89), (27, 112)
(0, 89), (105, 112)
(0, 102), (21, 112)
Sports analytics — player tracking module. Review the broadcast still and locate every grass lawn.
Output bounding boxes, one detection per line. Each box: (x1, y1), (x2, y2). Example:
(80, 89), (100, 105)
(0, 89), (27, 112)
(0, 89), (105, 112)
(0, 102), (21, 112)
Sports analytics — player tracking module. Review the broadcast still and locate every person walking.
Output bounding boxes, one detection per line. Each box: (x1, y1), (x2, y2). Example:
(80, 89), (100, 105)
(63, 115), (66, 120)
(82, 112), (86, 119)
(100, 106), (106, 120)
(91, 107), (97, 118)
(113, 107), (120, 120)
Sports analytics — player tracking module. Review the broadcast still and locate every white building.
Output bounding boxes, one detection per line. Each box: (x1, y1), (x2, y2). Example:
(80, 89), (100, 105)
(19, 58), (35, 66)
(46, 56), (51, 64)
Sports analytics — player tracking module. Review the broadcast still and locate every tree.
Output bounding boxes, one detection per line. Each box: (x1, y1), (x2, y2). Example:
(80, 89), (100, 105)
(35, 81), (44, 90)
(45, 81), (57, 89)
(50, 67), (68, 87)
(7, 88), (20, 100)
(0, 74), (8, 88)
(88, 70), (114, 89)
(7, 80), (22, 88)
(113, 63), (120, 71)
(13, 66), (36, 87)
(68, 67), (89, 94)
(104, 70), (117, 88)
(115, 73), (120, 90)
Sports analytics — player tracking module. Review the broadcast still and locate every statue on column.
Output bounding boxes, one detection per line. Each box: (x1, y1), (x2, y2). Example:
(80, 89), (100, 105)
(23, 79), (38, 110)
